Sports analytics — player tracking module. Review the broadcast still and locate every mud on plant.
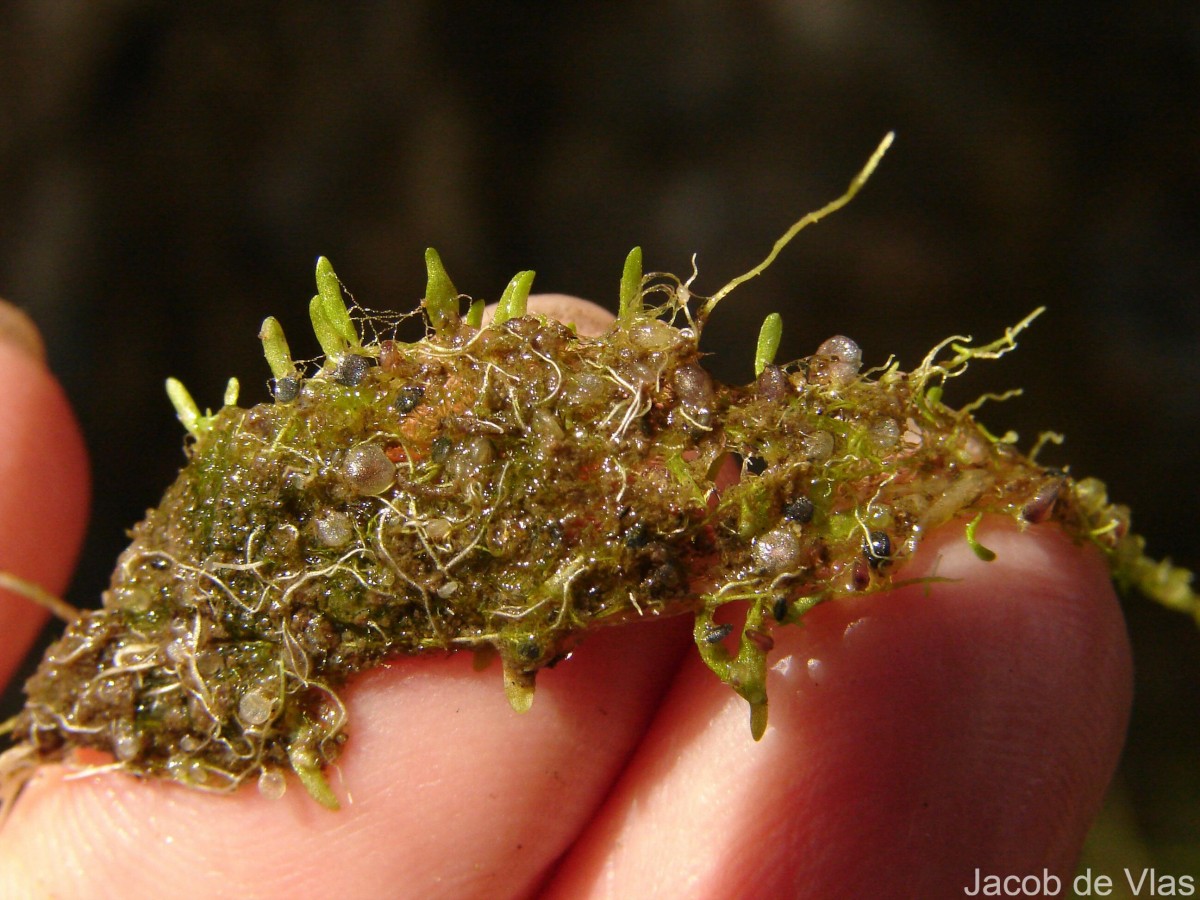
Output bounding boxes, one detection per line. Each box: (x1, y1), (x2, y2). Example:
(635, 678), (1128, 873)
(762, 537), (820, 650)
(2, 135), (1195, 810)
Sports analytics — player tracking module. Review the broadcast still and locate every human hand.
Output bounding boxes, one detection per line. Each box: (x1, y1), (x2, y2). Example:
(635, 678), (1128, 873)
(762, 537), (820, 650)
(0, 296), (1131, 898)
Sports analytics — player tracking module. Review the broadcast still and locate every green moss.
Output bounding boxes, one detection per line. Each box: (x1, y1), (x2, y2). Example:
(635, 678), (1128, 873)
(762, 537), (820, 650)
(4, 135), (1194, 811)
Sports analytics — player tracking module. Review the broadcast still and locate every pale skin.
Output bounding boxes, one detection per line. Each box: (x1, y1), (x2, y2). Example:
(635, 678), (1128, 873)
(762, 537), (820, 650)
(0, 296), (1132, 899)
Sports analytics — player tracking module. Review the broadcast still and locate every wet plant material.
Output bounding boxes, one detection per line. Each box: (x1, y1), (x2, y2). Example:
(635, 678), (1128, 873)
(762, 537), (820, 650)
(2, 136), (1196, 811)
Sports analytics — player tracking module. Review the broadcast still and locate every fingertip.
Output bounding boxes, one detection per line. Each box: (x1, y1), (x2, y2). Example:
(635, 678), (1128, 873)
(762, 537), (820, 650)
(0, 302), (46, 363)
(547, 516), (1132, 897)
(0, 338), (90, 685)
(785, 517), (1132, 883)
(1, 617), (692, 898)
(483, 295), (616, 337)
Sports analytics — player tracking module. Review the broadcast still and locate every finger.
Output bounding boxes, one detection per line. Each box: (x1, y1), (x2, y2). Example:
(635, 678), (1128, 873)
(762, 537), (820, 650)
(1, 615), (693, 899)
(0, 302), (90, 689)
(544, 516), (1133, 898)
(483, 294), (615, 336)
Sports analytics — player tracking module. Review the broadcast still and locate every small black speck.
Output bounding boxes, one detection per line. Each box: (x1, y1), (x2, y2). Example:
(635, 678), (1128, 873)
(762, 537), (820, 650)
(772, 596), (789, 622)
(431, 436), (453, 463)
(783, 497), (814, 523)
(863, 530), (892, 567)
(704, 623), (734, 644)
(395, 385), (425, 414)
(624, 522), (649, 548)
(273, 376), (300, 403)
(334, 354), (372, 386)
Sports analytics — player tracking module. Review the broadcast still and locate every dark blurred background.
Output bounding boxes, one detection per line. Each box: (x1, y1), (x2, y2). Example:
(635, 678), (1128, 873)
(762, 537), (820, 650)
(1, 0), (1196, 878)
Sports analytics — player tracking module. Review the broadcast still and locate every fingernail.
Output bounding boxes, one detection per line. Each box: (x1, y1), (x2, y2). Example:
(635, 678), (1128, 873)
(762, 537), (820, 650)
(0, 298), (47, 363)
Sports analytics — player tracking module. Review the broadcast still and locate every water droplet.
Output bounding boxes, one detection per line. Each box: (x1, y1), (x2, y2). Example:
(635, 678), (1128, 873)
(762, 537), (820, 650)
(751, 526), (802, 574)
(238, 689), (274, 726)
(343, 443), (395, 495)
(258, 768), (287, 800)
(868, 418), (900, 453)
(802, 431), (835, 461)
(424, 518), (452, 541)
(816, 335), (862, 371)
(842, 617), (871, 645)
(312, 510), (353, 548)
(672, 363), (714, 413)
(112, 721), (142, 762)
(771, 654), (795, 677)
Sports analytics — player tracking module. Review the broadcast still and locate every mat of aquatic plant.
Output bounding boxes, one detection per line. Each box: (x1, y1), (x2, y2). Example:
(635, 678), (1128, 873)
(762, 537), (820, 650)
(2, 136), (1194, 810)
